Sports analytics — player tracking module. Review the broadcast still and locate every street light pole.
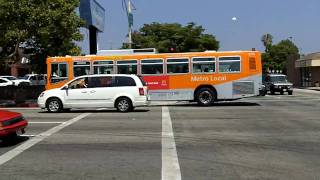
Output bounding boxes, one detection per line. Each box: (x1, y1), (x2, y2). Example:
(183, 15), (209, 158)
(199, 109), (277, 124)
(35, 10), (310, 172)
(128, 0), (133, 49)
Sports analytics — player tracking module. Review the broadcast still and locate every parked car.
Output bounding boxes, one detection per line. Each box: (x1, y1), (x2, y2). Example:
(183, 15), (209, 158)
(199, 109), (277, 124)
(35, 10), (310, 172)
(263, 74), (293, 95)
(38, 74), (149, 112)
(0, 76), (31, 86)
(0, 110), (28, 142)
(259, 84), (267, 96)
(22, 74), (47, 86)
(0, 77), (14, 87)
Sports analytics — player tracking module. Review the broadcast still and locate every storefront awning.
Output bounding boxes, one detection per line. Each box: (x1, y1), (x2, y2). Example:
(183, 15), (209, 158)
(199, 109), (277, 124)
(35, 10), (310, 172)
(296, 52), (320, 68)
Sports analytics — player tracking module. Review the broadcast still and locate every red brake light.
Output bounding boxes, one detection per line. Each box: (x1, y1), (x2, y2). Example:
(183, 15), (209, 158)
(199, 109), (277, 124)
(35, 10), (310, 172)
(139, 87), (144, 96)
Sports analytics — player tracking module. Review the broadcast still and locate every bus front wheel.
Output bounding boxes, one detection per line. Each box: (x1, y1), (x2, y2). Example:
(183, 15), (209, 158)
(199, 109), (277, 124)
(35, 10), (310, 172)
(195, 88), (216, 106)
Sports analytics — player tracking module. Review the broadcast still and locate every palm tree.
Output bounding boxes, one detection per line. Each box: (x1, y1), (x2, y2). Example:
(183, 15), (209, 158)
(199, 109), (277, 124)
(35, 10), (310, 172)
(261, 33), (273, 52)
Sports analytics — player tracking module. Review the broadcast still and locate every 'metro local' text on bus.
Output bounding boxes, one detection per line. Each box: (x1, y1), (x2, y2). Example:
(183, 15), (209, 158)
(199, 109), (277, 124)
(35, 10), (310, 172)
(46, 48), (262, 105)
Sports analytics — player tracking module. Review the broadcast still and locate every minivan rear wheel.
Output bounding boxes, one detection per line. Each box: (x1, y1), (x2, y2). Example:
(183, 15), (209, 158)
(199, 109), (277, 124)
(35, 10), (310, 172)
(115, 97), (133, 112)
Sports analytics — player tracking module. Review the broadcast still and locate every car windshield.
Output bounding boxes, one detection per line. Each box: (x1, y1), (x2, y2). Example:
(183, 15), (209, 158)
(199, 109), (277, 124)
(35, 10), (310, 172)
(270, 75), (287, 82)
(22, 75), (30, 80)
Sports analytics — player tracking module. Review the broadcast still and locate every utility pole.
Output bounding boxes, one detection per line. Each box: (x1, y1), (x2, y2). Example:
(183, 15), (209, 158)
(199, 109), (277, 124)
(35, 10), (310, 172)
(127, 0), (133, 49)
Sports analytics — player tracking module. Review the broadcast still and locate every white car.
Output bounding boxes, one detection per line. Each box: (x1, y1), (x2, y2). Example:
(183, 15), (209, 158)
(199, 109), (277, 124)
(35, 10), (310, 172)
(22, 74), (47, 86)
(0, 77), (14, 87)
(38, 74), (149, 112)
(0, 76), (31, 86)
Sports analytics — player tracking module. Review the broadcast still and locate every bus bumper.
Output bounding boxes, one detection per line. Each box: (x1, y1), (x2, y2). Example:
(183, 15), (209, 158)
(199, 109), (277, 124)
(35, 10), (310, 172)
(133, 96), (150, 107)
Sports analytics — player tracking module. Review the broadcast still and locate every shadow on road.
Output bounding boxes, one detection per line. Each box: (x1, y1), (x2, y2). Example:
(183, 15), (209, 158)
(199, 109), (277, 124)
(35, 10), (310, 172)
(38, 109), (150, 114)
(157, 101), (261, 107)
(0, 136), (29, 148)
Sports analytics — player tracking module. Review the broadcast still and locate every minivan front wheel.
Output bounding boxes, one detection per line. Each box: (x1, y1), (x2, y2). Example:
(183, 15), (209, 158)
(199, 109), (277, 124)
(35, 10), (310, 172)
(115, 97), (133, 112)
(46, 98), (62, 113)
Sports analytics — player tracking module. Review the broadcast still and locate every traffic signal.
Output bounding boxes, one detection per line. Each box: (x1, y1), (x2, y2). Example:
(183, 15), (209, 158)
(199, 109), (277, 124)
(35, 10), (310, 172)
(169, 46), (176, 53)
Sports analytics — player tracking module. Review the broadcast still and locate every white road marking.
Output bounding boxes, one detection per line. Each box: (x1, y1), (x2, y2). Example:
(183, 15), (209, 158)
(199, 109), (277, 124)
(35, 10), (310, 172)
(162, 106), (181, 180)
(0, 113), (91, 166)
(20, 134), (37, 137)
(28, 122), (64, 124)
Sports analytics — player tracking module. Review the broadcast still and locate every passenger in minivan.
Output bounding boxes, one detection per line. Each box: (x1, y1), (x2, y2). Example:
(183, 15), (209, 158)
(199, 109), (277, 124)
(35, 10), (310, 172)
(77, 78), (87, 88)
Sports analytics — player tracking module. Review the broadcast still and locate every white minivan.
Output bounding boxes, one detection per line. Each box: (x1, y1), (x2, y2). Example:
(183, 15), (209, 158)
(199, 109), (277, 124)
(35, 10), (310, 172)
(38, 74), (149, 112)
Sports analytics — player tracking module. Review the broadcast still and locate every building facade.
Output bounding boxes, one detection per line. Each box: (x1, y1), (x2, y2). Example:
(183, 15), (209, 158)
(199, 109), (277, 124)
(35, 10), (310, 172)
(77, 0), (105, 55)
(295, 52), (320, 87)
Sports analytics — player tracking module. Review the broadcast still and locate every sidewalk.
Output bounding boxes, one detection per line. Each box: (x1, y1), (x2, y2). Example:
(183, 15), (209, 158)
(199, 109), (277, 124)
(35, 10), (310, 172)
(294, 87), (320, 94)
(305, 87), (320, 91)
(0, 99), (38, 108)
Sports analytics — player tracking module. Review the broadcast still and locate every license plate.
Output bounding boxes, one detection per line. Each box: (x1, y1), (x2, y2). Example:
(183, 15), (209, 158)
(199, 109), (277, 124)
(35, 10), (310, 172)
(283, 89), (287, 92)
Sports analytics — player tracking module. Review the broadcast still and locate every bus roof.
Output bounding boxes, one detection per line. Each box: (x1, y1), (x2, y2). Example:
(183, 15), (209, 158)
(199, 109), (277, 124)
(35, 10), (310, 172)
(47, 50), (260, 60)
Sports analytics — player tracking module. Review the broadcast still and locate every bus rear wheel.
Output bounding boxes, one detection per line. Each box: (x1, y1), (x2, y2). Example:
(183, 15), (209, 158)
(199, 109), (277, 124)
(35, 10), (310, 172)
(195, 88), (216, 106)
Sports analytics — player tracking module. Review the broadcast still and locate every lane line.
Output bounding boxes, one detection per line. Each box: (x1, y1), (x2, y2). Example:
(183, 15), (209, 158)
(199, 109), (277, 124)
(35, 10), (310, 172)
(162, 106), (181, 180)
(28, 122), (64, 124)
(0, 113), (91, 166)
(20, 135), (37, 137)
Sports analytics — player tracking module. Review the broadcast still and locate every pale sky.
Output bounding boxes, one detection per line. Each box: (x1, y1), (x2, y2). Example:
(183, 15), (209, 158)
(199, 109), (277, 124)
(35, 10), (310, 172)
(96, 0), (320, 54)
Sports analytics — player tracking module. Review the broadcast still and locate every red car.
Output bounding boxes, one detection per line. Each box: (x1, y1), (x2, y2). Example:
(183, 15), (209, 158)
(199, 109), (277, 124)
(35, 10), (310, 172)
(0, 110), (28, 141)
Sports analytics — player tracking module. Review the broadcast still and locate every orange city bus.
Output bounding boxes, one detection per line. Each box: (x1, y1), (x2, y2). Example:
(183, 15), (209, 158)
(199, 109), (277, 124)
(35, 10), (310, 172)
(46, 49), (262, 105)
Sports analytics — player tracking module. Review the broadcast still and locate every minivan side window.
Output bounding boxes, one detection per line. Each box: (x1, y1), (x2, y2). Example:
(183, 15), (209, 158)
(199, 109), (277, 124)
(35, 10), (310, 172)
(68, 77), (89, 89)
(88, 76), (113, 88)
(114, 76), (136, 87)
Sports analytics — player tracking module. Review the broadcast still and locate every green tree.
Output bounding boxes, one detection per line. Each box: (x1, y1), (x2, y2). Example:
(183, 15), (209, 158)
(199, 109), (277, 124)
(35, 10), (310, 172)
(262, 37), (299, 72)
(123, 22), (219, 52)
(0, 0), (84, 72)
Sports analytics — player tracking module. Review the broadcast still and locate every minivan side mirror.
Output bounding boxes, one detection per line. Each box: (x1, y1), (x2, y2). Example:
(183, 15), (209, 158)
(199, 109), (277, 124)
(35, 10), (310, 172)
(62, 85), (68, 90)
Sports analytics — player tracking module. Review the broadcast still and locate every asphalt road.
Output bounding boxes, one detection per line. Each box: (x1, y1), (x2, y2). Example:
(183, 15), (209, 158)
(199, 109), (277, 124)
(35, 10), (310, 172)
(0, 89), (320, 180)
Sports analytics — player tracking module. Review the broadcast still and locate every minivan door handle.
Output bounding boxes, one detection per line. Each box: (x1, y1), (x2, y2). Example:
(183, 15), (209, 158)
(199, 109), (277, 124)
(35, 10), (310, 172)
(81, 91), (88, 93)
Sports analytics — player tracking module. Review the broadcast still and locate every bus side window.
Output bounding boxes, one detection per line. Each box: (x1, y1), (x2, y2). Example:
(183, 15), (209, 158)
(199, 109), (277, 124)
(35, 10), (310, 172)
(73, 61), (90, 77)
(141, 59), (163, 75)
(192, 57), (216, 74)
(218, 56), (241, 73)
(117, 60), (138, 74)
(50, 63), (68, 84)
(93, 60), (114, 74)
(167, 58), (189, 74)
